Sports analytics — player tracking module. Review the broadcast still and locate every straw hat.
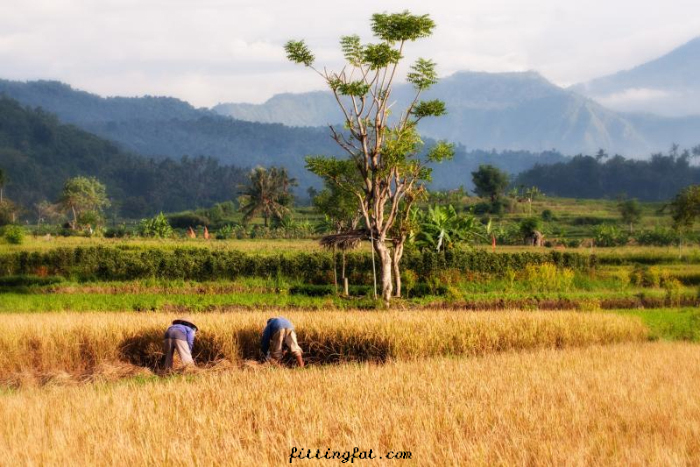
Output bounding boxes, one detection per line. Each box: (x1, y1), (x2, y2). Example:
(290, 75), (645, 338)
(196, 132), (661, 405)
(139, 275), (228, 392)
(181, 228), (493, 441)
(172, 316), (198, 331)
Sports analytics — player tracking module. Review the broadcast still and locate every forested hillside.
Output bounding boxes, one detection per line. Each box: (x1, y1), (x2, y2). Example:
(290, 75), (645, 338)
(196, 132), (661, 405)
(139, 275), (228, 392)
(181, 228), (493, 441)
(0, 79), (342, 188)
(0, 97), (247, 218)
(0, 78), (577, 193)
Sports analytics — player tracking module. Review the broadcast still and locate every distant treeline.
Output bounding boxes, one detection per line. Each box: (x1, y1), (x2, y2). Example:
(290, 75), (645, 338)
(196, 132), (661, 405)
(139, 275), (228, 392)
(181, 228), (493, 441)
(430, 147), (568, 189)
(515, 147), (700, 201)
(0, 96), (247, 218)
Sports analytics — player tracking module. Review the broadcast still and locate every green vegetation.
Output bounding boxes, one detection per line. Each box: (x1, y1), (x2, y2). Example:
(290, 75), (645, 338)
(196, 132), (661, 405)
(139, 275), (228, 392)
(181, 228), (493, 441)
(59, 176), (110, 230)
(287, 10), (454, 303)
(3, 225), (25, 245)
(238, 166), (296, 227)
(618, 198), (642, 233)
(0, 245), (593, 283)
(515, 148), (700, 200)
(472, 164), (510, 202)
(137, 213), (174, 238)
(615, 308), (700, 342)
(414, 205), (482, 252)
(669, 184), (700, 230)
(0, 96), (247, 218)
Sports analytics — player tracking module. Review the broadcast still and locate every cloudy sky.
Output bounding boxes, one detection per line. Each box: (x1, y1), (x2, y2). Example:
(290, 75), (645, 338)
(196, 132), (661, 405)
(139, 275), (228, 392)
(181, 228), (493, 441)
(1, 0), (698, 107)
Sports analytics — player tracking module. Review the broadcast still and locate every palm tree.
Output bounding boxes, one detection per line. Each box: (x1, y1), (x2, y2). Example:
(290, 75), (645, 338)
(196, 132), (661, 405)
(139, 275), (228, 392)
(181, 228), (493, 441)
(238, 167), (297, 226)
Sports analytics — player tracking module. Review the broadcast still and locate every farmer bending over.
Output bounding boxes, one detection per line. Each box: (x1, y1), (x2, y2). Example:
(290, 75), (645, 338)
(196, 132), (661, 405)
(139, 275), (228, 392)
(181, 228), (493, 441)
(261, 317), (304, 367)
(163, 316), (198, 369)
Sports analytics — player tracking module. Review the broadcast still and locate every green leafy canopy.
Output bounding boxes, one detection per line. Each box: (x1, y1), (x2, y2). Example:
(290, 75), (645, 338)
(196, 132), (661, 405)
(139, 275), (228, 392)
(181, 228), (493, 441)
(411, 99), (447, 119)
(340, 35), (363, 66)
(362, 43), (402, 70)
(406, 58), (438, 91)
(371, 11), (435, 42)
(284, 40), (315, 67)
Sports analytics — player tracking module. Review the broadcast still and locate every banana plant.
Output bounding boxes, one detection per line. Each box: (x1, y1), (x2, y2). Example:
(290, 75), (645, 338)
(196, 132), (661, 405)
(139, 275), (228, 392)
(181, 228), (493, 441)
(413, 205), (484, 252)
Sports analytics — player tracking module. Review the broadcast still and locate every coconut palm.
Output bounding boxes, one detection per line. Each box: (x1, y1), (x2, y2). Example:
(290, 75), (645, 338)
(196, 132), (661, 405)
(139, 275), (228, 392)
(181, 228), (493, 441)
(238, 167), (297, 227)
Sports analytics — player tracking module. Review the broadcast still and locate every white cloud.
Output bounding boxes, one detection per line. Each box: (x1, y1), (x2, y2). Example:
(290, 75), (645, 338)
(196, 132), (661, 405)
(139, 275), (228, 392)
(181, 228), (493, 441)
(0, 0), (699, 106)
(598, 88), (672, 106)
(594, 88), (700, 117)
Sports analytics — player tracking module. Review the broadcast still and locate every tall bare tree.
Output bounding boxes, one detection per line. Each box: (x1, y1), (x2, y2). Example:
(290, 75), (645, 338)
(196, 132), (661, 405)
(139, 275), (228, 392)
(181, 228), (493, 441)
(286, 11), (453, 303)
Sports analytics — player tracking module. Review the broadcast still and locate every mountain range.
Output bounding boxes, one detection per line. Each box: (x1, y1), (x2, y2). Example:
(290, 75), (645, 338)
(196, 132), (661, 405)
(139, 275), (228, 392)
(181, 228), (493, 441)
(0, 79), (341, 188)
(0, 78), (570, 192)
(572, 36), (700, 117)
(214, 38), (700, 156)
(0, 35), (698, 206)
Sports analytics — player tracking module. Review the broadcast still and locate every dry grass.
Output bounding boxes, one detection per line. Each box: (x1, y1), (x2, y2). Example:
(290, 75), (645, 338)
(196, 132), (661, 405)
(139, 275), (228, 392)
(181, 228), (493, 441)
(1, 343), (699, 465)
(0, 310), (647, 386)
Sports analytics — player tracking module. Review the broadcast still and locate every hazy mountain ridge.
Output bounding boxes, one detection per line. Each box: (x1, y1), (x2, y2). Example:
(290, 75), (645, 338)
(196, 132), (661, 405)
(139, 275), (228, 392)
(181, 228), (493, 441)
(572, 36), (700, 116)
(0, 79), (211, 124)
(0, 78), (572, 194)
(0, 78), (343, 188)
(213, 70), (697, 156)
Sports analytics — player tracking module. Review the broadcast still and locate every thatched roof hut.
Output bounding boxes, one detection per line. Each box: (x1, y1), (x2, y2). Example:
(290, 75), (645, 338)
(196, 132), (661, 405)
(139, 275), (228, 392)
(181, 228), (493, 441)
(319, 229), (368, 251)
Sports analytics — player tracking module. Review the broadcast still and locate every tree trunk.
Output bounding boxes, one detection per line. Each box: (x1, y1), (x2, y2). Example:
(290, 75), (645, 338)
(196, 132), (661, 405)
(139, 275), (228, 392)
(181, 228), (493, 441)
(71, 205), (78, 230)
(373, 238), (393, 304)
(332, 246), (338, 294)
(341, 251), (348, 296)
(392, 239), (405, 298)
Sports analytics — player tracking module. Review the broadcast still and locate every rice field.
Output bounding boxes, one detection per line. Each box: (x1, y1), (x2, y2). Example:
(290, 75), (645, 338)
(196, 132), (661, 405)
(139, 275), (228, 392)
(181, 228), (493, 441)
(2, 342), (699, 465)
(2, 238), (699, 465)
(0, 310), (647, 386)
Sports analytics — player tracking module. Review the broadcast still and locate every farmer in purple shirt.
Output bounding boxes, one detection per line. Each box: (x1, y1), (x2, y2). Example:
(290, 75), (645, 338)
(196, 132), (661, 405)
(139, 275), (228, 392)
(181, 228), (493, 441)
(261, 317), (304, 367)
(163, 316), (198, 369)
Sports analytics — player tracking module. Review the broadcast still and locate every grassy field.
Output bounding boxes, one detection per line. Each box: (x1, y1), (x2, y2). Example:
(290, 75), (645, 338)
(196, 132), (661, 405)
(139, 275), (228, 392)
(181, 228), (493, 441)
(2, 343), (699, 465)
(616, 308), (700, 342)
(0, 310), (647, 386)
(2, 235), (700, 464)
(0, 236), (329, 254)
(5, 233), (700, 255)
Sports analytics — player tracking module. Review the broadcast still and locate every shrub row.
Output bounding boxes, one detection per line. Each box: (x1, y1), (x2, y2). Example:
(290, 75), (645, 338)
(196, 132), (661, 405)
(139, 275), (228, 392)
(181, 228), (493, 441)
(598, 252), (700, 265)
(0, 246), (595, 283)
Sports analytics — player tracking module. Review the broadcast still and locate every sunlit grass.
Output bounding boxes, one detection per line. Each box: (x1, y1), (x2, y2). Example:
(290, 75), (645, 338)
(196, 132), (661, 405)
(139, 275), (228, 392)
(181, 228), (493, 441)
(614, 308), (700, 342)
(1, 343), (698, 465)
(0, 236), (332, 254)
(0, 310), (647, 386)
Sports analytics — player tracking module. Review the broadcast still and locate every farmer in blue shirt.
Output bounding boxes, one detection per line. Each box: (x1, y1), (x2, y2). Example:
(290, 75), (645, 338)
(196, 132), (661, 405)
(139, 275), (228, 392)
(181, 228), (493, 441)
(261, 317), (304, 367)
(163, 316), (198, 369)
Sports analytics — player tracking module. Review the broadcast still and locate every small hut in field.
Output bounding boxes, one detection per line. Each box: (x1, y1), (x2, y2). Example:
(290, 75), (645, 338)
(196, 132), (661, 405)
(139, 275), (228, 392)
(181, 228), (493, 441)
(319, 229), (367, 296)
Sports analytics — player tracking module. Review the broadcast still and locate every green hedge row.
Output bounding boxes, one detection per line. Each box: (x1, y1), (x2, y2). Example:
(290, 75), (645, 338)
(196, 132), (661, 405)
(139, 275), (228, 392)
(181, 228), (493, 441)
(597, 253), (700, 266)
(0, 246), (595, 283)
